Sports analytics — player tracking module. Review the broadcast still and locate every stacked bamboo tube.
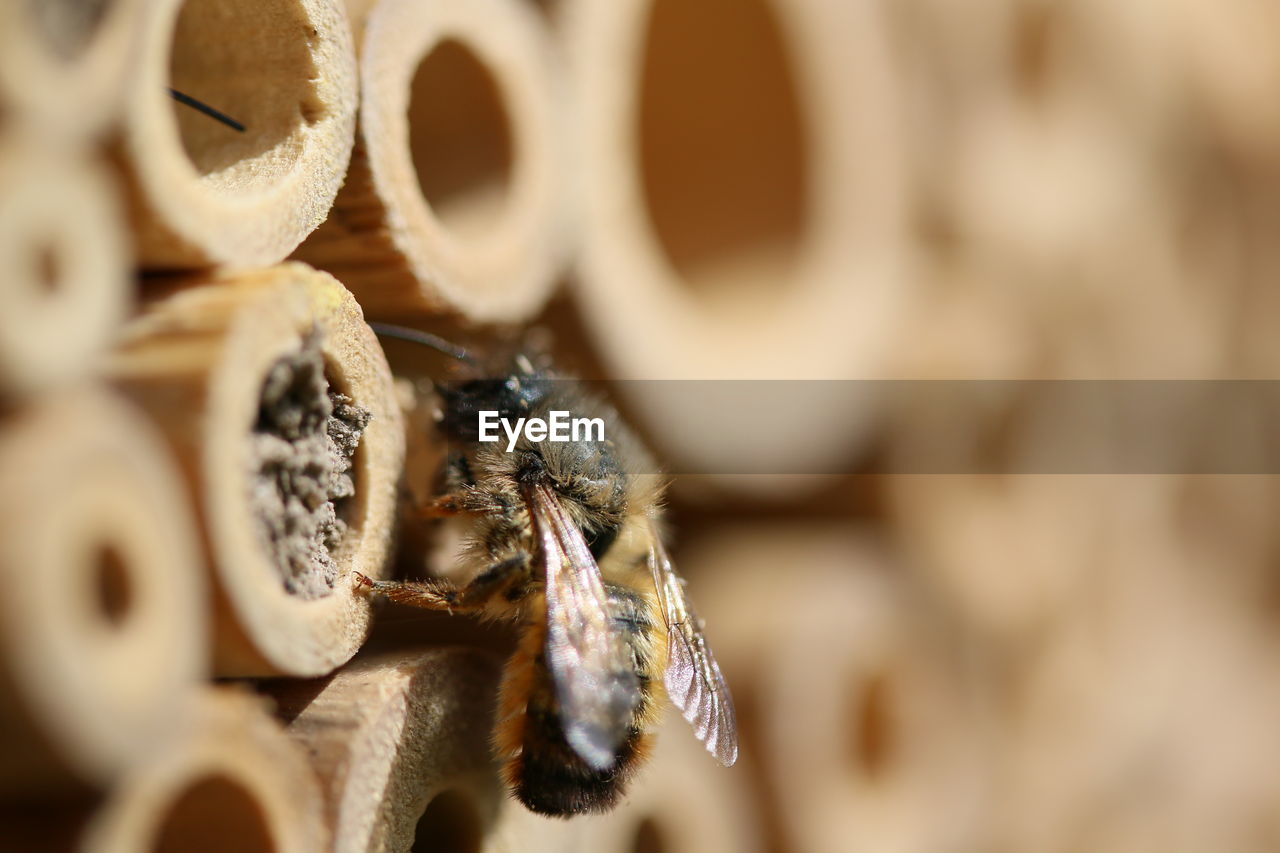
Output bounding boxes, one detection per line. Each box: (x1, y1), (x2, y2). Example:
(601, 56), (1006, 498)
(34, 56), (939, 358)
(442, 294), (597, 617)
(2, 0), (414, 847)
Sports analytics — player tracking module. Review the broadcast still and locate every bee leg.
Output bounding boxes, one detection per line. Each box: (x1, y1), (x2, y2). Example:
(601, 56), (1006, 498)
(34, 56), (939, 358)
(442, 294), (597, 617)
(351, 572), (459, 610)
(413, 494), (474, 519)
(352, 554), (530, 613)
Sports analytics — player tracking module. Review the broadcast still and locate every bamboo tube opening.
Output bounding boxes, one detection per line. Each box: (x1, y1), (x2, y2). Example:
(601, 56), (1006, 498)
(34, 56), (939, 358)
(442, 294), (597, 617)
(154, 775), (275, 853)
(631, 817), (669, 853)
(28, 0), (116, 60)
(167, 0), (321, 189)
(409, 39), (515, 242)
(637, 0), (809, 300)
(413, 789), (484, 853)
(94, 545), (134, 628)
(849, 670), (895, 781)
(35, 246), (61, 295)
(123, 0), (356, 267)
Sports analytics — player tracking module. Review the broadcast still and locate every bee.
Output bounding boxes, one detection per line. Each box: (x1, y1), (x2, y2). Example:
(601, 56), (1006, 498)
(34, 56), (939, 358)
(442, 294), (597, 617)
(355, 325), (737, 816)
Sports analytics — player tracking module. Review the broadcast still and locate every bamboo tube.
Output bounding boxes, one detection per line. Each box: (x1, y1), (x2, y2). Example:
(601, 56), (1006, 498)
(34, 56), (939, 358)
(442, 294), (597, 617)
(109, 263), (404, 677)
(683, 526), (989, 853)
(0, 387), (206, 794)
(888, 0), (1227, 382)
(294, 0), (568, 322)
(760, 549), (990, 853)
(992, 479), (1280, 852)
(77, 689), (328, 853)
(266, 649), (509, 853)
(0, 0), (146, 137)
(0, 134), (130, 398)
(117, 0), (357, 268)
(560, 0), (909, 483)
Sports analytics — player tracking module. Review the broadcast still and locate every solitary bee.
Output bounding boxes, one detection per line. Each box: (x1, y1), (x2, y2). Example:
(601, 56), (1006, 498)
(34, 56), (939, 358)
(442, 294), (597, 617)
(355, 325), (737, 816)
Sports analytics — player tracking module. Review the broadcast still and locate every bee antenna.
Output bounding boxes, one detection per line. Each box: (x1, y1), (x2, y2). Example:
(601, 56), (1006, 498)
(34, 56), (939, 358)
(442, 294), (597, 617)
(368, 323), (476, 364)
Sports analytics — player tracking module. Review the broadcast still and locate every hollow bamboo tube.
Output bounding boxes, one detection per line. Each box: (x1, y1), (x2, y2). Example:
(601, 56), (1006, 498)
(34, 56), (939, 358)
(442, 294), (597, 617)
(0, 387), (206, 794)
(266, 649), (510, 853)
(0, 0), (146, 137)
(294, 0), (568, 322)
(560, 0), (909, 482)
(0, 134), (130, 398)
(758, 544), (990, 853)
(682, 526), (989, 853)
(117, 0), (357, 268)
(77, 689), (328, 853)
(109, 263), (404, 677)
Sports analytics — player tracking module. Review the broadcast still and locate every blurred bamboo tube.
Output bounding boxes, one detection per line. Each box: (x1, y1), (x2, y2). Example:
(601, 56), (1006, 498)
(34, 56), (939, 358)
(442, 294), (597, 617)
(889, 0), (1226, 381)
(561, 0), (909, 486)
(117, 0), (357, 268)
(294, 0), (567, 323)
(684, 526), (990, 853)
(573, 710), (764, 853)
(0, 387), (206, 794)
(686, 525), (983, 850)
(267, 649), (510, 853)
(750, 533), (987, 853)
(0, 135), (129, 398)
(888, 474), (1111, 645)
(79, 689), (328, 853)
(0, 0), (145, 136)
(110, 263), (404, 677)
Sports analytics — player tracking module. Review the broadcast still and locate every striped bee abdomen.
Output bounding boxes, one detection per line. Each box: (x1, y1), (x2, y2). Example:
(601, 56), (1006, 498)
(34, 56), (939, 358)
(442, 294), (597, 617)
(495, 583), (662, 817)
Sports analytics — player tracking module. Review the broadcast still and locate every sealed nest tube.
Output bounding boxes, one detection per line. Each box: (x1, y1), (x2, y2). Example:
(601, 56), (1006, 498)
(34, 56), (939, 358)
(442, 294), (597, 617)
(110, 263), (405, 677)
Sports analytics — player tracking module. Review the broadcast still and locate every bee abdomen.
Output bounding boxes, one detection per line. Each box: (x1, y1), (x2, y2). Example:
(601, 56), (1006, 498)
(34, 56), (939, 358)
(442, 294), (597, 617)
(515, 723), (652, 816)
(498, 584), (660, 817)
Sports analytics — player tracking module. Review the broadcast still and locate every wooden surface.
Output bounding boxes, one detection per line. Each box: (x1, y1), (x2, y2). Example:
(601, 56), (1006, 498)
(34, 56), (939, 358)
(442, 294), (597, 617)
(110, 264), (405, 677)
(0, 387), (206, 794)
(295, 0), (568, 322)
(116, 0), (357, 268)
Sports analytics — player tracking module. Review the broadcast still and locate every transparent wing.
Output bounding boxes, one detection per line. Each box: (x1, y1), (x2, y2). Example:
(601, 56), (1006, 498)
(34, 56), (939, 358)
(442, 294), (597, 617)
(648, 519), (739, 766)
(524, 482), (641, 770)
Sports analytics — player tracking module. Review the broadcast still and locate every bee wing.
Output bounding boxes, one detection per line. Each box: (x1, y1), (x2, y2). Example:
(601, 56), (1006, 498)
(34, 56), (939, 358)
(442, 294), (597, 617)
(648, 520), (739, 766)
(524, 481), (641, 771)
